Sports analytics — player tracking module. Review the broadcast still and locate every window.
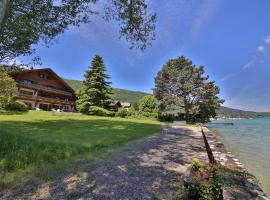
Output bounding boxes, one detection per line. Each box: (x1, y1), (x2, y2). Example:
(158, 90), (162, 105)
(38, 74), (45, 78)
(20, 79), (35, 85)
(46, 75), (52, 80)
(20, 89), (34, 96)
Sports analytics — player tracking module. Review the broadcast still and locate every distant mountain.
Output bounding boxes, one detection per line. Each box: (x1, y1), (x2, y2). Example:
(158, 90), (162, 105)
(64, 79), (149, 104)
(64, 79), (270, 118)
(218, 106), (270, 118)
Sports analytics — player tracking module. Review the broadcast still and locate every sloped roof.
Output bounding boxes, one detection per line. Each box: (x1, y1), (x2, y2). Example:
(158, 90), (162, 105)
(11, 68), (75, 94)
(121, 102), (131, 107)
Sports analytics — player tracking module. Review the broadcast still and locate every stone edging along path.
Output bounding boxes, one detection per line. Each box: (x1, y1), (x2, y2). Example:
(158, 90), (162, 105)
(202, 127), (269, 200)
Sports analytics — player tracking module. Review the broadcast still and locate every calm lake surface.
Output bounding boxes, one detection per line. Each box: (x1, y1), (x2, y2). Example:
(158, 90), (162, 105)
(208, 118), (270, 196)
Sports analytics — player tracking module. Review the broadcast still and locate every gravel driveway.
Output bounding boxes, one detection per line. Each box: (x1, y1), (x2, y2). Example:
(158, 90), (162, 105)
(2, 126), (208, 200)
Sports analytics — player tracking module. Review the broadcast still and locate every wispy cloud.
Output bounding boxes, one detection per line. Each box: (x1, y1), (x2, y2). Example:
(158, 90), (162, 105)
(243, 59), (255, 70)
(264, 35), (270, 44)
(257, 45), (266, 53)
(221, 73), (235, 81)
(243, 34), (270, 70)
(190, 0), (221, 42)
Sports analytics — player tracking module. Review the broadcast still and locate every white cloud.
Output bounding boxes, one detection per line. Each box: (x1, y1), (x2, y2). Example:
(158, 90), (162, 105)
(257, 45), (266, 53)
(264, 35), (270, 44)
(243, 59), (255, 70)
(190, 0), (221, 43)
(0, 57), (22, 65)
(221, 73), (234, 81)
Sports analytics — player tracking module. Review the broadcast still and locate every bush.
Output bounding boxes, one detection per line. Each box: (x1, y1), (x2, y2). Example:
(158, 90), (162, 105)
(141, 111), (158, 119)
(77, 102), (91, 114)
(116, 107), (128, 118)
(5, 100), (28, 112)
(89, 106), (114, 116)
(139, 95), (158, 113)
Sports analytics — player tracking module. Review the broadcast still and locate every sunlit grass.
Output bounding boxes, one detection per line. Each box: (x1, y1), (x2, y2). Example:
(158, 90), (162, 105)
(0, 111), (162, 189)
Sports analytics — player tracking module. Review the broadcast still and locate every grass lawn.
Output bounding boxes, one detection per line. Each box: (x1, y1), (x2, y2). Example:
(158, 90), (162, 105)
(0, 111), (162, 189)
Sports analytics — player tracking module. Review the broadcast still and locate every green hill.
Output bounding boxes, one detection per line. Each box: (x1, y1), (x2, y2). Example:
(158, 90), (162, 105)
(64, 79), (270, 118)
(218, 106), (270, 118)
(64, 79), (149, 104)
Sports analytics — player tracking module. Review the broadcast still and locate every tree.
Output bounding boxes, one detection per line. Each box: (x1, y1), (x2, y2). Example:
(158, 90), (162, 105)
(0, 0), (156, 63)
(154, 56), (223, 123)
(77, 55), (113, 110)
(0, 68), (16, 108)
(139, 95), (158, 113)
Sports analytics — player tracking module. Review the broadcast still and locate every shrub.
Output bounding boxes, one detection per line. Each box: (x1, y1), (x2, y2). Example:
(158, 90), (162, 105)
(77, 102), (91, 114)
(116, 107), (128, 118)
(141, 111), (158, 119)
(89, 106), (114, 116)
(5, 100), (28, 112)
(139, 95), (158, 113)
(127, 106), (136, 116)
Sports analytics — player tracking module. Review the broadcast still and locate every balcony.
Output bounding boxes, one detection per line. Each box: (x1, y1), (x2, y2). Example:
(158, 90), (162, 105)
(18, 82), (73, 96)
(16, 94), (75, 105)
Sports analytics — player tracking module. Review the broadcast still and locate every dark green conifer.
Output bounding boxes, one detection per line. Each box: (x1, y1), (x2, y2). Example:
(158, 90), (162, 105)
(78, 55), (113, 109)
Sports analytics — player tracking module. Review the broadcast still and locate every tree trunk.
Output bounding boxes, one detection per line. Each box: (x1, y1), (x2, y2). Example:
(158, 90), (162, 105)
(0, 0), (10, 32)
(184, 97), (190, 123)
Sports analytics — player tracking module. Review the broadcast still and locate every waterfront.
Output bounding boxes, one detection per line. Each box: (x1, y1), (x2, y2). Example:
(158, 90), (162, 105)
(208, 118), (270, 196)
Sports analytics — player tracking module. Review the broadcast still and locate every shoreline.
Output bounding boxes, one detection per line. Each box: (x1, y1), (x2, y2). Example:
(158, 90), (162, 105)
(202, 127), (269, 199)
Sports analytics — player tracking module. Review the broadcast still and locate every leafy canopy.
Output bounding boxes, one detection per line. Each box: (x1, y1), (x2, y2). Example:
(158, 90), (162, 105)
(154, 56), (224, 123)
(0, 0), (156, 63)
(0, 68), (16, 108)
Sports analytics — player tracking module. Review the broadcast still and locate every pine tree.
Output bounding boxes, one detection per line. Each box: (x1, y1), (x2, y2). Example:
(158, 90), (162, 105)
(77, 55), (113, 109)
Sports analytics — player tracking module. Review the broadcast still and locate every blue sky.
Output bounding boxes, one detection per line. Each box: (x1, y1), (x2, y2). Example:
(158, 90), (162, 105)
(18, 0), (270, 112)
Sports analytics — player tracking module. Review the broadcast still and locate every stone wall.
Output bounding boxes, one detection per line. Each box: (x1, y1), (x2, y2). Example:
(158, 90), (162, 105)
(201, 127), (269, 200)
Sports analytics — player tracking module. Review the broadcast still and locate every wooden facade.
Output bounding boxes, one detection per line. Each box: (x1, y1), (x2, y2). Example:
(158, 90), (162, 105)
(11, 68), (76, 112)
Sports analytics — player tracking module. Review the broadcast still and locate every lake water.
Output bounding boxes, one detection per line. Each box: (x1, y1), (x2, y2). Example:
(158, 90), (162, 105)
(208, 118), (270, 196)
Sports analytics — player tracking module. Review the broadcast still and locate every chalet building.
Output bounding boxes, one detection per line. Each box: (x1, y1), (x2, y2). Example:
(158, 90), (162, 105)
(109, 101), (131, 111)
(11, 68), (76, 112)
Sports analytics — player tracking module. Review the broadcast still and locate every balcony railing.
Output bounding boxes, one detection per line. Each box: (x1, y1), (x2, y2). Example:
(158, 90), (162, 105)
(16, 94), (75, 105)
(18, 82), (73, 96)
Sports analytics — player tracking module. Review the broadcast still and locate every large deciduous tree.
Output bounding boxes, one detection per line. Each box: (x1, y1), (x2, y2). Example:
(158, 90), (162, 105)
(0, 68), (16, 108)
(0, 0), (156, 63)
(77, 55), (113, 111)
(154, 56), (224, 123)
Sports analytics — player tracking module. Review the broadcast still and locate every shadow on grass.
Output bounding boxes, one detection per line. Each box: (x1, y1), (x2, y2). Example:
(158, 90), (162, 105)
(0, 118), (162, 190)
(1, 125), (208, 199)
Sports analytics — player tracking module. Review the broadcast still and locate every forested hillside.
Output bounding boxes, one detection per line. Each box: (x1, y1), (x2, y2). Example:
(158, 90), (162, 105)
(64, 79), (270, 118)
(218, 106), (270, 118)
(64, 79), (148, 104)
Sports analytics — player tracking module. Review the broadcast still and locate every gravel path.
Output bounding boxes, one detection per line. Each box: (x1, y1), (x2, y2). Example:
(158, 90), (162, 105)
(2, 126), (208, 200)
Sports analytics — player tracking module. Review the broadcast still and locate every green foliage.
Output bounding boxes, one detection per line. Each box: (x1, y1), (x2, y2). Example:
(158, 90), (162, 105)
(218, 106), (270, 119)
(0, 68), (16, 108)
(139, 95), (158, 113)
(191, 158), (203, 172)
(1, 0), (156, 62)
(0, 111), (162, 188)
(154, 56), (224, 123)
(77, 102), (91, 115)
(178, 163), (257, 200)
(77, 55), (114, 110)
(116, 107), (128, 118)
(64, 78), (149, 105)
(140, 111), (158, 119)
(5, 100), (28, 112)
(88, 106), (115, 117)
(0, 64), (27, 73)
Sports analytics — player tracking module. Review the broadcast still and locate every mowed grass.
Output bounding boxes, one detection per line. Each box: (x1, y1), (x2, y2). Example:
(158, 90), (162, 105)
(0, 111), (162, 189)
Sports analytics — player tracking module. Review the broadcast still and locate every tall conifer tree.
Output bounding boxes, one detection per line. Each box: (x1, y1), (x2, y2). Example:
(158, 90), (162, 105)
(78, 55), (113, 108)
